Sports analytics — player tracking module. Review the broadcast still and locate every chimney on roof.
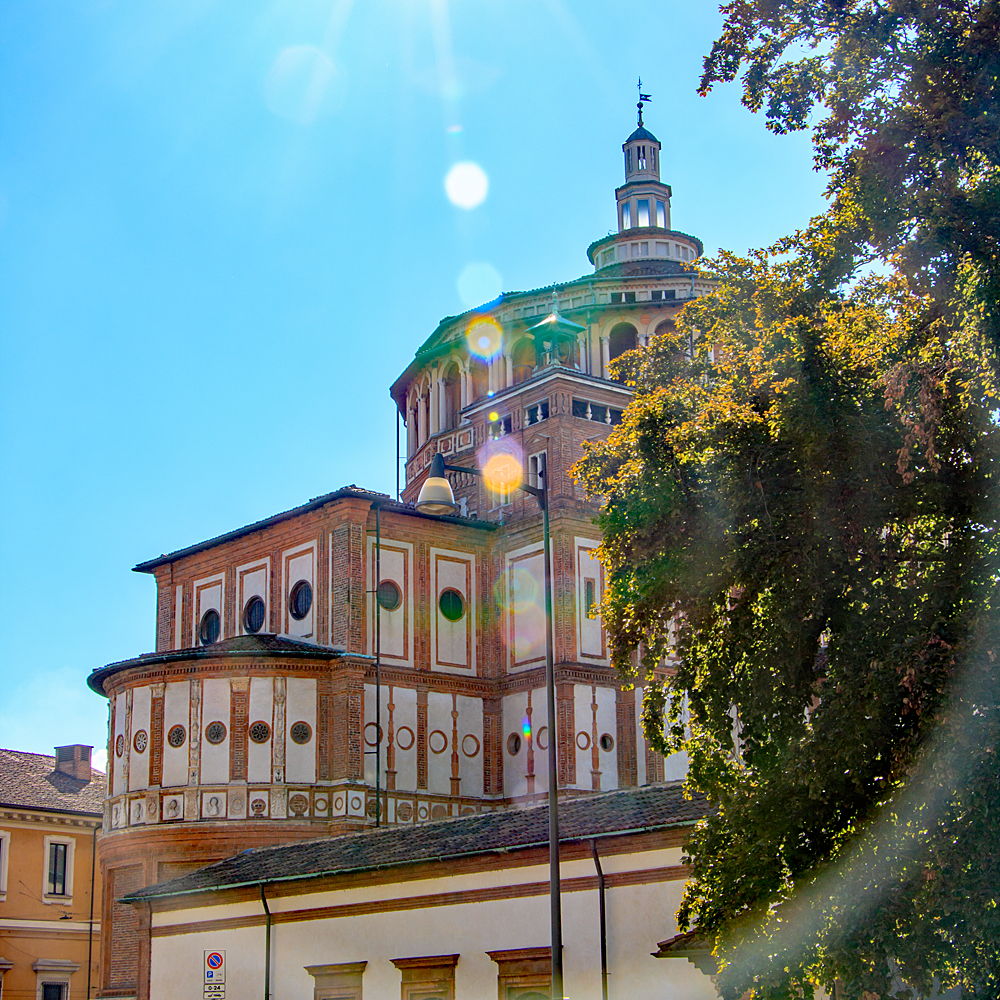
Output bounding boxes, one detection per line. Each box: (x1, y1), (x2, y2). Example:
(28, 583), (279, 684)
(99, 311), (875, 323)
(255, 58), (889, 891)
(54, 745), (93, 783)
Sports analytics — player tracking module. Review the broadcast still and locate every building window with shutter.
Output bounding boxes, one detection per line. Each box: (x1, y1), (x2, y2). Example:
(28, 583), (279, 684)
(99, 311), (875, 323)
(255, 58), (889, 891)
(0, 829), (10, 901)
(42, 836), (74, 903)
(48, 843), (67, 895)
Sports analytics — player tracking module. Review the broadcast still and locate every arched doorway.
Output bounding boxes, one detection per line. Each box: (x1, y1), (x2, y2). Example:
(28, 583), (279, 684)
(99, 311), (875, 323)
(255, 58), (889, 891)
(609, 322), (639, 361)
(511, 338), (537, 384)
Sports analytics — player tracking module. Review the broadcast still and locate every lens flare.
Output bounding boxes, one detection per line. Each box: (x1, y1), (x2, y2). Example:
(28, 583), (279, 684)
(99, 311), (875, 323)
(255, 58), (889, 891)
(466, 317), (502, 360)
(483, 453), (521, 494)
(445, 161), (489, 209)
(522, 717), (532, 741)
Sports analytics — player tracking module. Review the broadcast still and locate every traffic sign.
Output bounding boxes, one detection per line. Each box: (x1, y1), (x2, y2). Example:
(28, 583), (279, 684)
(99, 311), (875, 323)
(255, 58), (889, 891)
(204, 950), (226, 999)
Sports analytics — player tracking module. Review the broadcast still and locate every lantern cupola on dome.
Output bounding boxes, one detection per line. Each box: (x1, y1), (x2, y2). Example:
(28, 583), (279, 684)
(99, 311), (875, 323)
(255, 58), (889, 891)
(617, 86), (670, 232)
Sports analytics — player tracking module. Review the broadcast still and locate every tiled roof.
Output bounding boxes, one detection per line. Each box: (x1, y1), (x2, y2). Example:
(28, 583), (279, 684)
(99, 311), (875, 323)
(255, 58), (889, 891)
(124, 782), (706, 903)
(0, 748), (105, 816)
(87, 633), (351, 697)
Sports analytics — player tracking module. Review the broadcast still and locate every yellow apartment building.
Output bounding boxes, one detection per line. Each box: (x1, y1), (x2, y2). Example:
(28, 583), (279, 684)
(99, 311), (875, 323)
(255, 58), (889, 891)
(0, 746), (104, 1000)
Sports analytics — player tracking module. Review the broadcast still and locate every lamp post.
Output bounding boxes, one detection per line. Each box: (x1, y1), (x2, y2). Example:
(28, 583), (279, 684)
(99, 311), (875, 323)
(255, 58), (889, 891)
(416, 452), (563, 1000)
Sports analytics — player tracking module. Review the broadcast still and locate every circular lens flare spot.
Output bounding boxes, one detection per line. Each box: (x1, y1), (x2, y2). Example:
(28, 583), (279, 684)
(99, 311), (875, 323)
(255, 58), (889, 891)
(483, 453), (521, 494)
(522, 717), (532, 740)
(445, 161), (489, 209)
(466, 317), (502, 360)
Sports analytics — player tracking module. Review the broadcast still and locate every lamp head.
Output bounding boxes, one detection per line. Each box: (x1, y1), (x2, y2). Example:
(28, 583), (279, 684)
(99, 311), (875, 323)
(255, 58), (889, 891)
(415, 453), (458, 515)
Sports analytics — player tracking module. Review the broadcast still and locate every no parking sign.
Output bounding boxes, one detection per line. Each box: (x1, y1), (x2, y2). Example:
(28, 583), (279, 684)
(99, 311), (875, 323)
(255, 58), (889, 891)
(204, 951), (225, 998)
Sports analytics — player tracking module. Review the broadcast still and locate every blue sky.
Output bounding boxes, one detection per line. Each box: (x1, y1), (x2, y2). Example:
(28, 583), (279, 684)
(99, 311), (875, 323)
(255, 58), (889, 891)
(0, 1), (828, 766)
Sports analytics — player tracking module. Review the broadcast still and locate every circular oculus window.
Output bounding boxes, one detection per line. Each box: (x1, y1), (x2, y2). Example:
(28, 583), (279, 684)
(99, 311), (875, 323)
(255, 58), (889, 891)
(199, 608), (221, 645)
(438, 588), (465, 622)
(507, 733), (522, 756)
(115, 734), (124, 758)
(289, 721), (312, 745)
(599, 732), (615, 753)
(205, 721), (227, 745)
(377, 580), (402, 611)
(243, 595), (266, 634)
(289, 580), (312, 620)
(249, 721), (271, 744)
(133, 729), (148, 754)
(167, 724), (186, 748)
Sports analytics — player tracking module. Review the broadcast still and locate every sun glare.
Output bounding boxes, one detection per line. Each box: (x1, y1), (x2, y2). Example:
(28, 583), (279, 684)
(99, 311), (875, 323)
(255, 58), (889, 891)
(445, 161), (489, 209)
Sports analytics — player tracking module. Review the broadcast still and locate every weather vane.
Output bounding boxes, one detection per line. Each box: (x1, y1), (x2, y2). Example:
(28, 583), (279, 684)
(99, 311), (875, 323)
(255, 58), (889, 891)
(637, 77), (652, 126)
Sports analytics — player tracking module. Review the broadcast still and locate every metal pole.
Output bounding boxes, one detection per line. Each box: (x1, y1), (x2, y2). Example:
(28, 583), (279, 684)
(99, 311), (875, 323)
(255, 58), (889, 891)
(591, 840), (608, 1000)
(375, 505), (382, 827)
(260, 884), (271, 1000)
(542, 494), (563, 1000)
(429, 458), (563, 997)
(396, 410), (401, 500)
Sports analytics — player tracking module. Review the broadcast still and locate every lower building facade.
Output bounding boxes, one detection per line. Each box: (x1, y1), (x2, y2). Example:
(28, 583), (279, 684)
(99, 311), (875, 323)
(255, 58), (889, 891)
(122, 784), (716, 1000)
(0, 746), (104, 1000)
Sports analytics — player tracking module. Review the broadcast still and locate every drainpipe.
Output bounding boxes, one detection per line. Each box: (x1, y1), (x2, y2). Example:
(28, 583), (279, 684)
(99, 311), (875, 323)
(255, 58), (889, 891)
(87, 823), (97, 998)
(374, 503), (382, 827)
(260, 884), (271, 1000)
(591, 840), (609, 1000)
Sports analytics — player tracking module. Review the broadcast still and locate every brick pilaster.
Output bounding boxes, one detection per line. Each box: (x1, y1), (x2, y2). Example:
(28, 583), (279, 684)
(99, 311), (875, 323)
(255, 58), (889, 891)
(556, 681), (575, 786)
(230, 680), (248, 782)
(617, 685), (637, 787)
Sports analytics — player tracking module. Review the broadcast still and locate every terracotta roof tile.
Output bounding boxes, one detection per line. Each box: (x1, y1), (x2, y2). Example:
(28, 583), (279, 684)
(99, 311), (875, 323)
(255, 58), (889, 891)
(126, 782), (706, 903)
(0, 748), (105, 816)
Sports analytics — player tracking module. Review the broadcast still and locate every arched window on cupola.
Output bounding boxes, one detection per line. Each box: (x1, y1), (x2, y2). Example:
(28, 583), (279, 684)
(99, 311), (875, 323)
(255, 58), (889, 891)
(609, 323), (639, 364)
(442, 362), (461, 430)
(511, 338), (537, 385)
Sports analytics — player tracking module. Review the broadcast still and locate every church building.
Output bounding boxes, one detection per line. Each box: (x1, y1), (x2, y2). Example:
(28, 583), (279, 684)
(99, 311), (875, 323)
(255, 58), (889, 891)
(88, 108), (716, 1000)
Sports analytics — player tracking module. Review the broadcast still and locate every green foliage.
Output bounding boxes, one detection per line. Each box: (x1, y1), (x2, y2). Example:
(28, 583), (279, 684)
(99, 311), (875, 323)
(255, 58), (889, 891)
(575, 6), (1000, 994)
(575, 253), (1000, 997)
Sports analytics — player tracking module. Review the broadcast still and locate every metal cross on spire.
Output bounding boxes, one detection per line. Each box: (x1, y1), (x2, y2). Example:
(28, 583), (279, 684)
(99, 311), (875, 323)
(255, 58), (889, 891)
(637, 77), (652, 126)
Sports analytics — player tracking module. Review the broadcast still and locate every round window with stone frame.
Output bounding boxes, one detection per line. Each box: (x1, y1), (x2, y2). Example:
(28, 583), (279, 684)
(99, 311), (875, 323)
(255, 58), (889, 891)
(115, 734), (124, 758)
(167, 724), (186, 749)
(249, 721), (271, 744)
(243, 595), (266, 634)
(199, 608), (221, 645)
(599, 732), (615, 753)
(205, 721), (227, 745)
(377, 580), (402, 612)
(289, 721), (312, 745)
(438, 588), (465, 622)
(507, 732), (522, 756)
(133, 729), (148, 754)
(289, 580), (312, 620)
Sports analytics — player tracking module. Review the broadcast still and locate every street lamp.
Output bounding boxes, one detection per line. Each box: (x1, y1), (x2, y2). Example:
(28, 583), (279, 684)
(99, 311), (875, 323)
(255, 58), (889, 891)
(416, 452), (564, 1000)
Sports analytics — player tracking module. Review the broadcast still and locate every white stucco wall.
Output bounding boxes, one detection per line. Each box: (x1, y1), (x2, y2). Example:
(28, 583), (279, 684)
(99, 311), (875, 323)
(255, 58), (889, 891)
(148, 847), (717, 1000)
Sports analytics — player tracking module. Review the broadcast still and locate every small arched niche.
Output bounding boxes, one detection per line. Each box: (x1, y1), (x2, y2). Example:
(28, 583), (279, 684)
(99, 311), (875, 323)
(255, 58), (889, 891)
(469, 359), (489, 403)
(442, 361), (461, 430)
(609, 323), (639, 362)
(511, 338), (537, 385)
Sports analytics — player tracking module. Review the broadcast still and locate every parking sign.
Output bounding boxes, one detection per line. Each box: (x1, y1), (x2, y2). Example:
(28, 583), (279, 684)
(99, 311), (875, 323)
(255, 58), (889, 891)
(204, 951), (225, 998)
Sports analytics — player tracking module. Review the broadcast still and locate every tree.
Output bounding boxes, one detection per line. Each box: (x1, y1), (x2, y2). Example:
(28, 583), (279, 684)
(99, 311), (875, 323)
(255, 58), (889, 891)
(573, 3), (1000, 995)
